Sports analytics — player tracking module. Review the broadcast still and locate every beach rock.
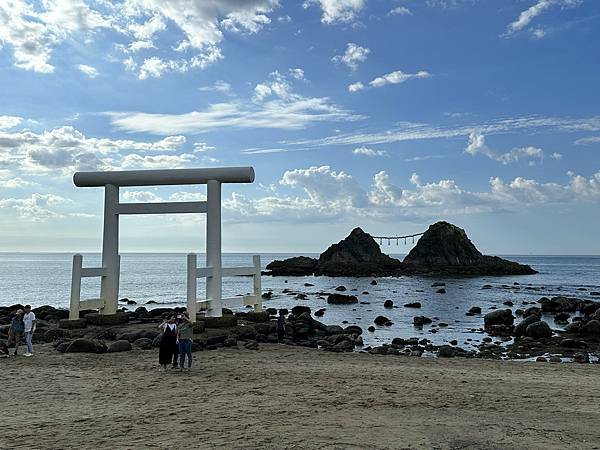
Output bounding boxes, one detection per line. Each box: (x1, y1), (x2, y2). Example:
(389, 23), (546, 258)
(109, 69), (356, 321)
(133, 338), (153, 350)
(334, 286), (347, 292)
(539, 296), (580, 313)
(484, 309), (514, 329)
(523, 307), (542, 318)
(413, 316), (433, 326)
(265, 256), (317, 276)
(370, 280), (378, 285)
(436, 288), (446, 294)
(314, 227), (403, 277)
(108, 340), (132, 353)
(59, 318), (87, 330)
(384, 300), (394, 308)
(261, 291), (273, 299)
(374, 315), (390, 326)
(367, 326), (375, 332)
(202, 316), (238, 328)
(84, 312), (130, 326)
(223, 336), (238, 347)
(44, 328), (69, 343)
(291, 305), (311, 316)
(580, 320), (600, 338)
(574, 352), (590, 364)
(554, 312), (571, 324)
(401, 221), (537, 276)
(437, 345), (456, 358)
(244, 340), (259, 350)
(314, 308), (326, 317)
(514, 315), (540, 337)
(467, 306), (482, 315)
(560, 338), (587, 349)
(66, 339), (107, 354)
(245, 311), (270, 323)
(343, 325), (363, 335)
(327, 294), (358, 305)
(404, 302), (421, 308)
(525, 321), (553, 339)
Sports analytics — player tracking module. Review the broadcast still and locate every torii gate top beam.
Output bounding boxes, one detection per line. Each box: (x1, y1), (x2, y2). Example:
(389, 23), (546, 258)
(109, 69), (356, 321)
(73, 166), (255, 187)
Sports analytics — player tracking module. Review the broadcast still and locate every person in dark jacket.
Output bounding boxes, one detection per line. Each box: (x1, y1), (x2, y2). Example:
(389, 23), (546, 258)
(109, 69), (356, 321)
(158, 315), (179, 370)
(7, 309), (24, 356)
(276, 309), (286, 343)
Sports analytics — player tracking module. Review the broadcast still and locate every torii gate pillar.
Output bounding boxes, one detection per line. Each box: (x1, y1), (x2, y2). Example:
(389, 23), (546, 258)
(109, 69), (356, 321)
(205, 180), (222, 317)
(100, 183), (120, 315)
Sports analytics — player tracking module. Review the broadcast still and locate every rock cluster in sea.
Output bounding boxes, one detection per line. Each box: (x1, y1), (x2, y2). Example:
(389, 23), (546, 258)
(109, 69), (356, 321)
(265, 221), (537, 277)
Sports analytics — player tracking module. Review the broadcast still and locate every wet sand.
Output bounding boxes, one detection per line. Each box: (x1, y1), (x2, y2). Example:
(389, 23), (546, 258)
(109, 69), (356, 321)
(2, 344), (599, 450)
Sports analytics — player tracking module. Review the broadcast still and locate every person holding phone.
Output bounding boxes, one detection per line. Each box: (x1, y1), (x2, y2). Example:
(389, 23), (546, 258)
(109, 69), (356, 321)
(22, 305), (36, 357)
(158, 315), (179, 370)
(176, 311), (194, 371)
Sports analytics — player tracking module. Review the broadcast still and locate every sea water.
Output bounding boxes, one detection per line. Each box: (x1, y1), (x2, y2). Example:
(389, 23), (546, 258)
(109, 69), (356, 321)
(1, 253), (599, 348)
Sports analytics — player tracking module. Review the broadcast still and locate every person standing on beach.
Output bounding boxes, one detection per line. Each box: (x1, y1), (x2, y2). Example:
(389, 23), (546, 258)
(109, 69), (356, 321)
(158, 315), (179, 370)
(22, 305), (36, 357)
(176, 311), (193, 370)
(6, 309), (24, 356)
(276, 310), (286, 343)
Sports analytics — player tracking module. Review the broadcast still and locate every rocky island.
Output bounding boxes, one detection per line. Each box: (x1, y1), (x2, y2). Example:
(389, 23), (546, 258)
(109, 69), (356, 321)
(265, 221), (537, 277)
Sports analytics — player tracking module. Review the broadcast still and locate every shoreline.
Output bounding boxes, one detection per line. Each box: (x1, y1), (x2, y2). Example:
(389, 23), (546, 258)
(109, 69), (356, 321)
(2, 343), (600, 449)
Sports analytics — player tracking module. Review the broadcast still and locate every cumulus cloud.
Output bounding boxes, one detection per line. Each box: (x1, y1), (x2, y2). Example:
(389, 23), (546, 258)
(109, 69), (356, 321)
(576, 136), (600, 145)
(0, 124), (187, 173)
(0, 116), (23, 130)
(348, 81), (365, 92)
(352, 146), (387, 157)
(466, 132), (545, 165)
(223, 165), (600, 223)
(303, 0), (366, 24)
(77, 64), (99, 78)
(199, 80), (233, 94)
(0, 193), (69, 221)
(332, 43), (370, 70)
(503, 0), (582, 38)
(0, 0), (278, 75)
(109, 69), (363, 134)
(388, 6), (412, 16)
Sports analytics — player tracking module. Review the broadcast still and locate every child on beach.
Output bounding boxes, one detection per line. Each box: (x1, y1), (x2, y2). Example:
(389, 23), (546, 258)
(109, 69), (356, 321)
(22, 306), (36, 357)
(7, 309), (24, 356)
(176, 311), (193, 370)
(276, 310), (286, 343)
(158, 315), (179, 370)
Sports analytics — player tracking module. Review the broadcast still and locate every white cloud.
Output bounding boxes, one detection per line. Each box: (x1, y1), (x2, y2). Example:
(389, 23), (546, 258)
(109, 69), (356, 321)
(0, 176), (36, 188)
(303, 0), (366, 24)
(109, 69), (363, 134)
(0, 116), (23, 130)
(0, 124), (187, 173)
(388, 6), (412, 16)
(550, 152), (563, 160)
(286, 115), (600, 148)
(576, 136), (600, 145)
(352, 146), (387, 157)
(122, 190), (163, 203)
(369, 70), (431, 88)
(466, 132), (545, 165)
(504, 0), (582, 37)
(332, 43), (370, 70)
(120, 153), (195, 169)
(199, 80), (233, 94)
(224, 166), (600, 223)
(0, 193), (69, 221)
(348, 81), (365, 92)
(289, 68), (305, 80)
(77, 64), (99, 78)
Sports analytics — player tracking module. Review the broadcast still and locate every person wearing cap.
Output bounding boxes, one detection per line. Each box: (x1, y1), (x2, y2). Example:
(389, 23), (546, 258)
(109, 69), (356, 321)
(7, 309), (24, 356)
(22, 305), (36, 357)
(176, 311), (194, 370)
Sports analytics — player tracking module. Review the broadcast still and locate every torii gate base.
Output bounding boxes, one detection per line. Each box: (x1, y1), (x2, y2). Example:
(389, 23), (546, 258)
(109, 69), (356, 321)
(68, 167), (260, 322)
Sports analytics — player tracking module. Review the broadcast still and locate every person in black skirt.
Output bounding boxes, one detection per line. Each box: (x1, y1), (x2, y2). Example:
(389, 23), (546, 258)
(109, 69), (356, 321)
(158, 315), (179, 370)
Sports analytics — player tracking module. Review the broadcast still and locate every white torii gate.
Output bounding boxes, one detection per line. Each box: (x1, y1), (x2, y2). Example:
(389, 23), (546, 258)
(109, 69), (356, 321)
(68, 167), (261, 322)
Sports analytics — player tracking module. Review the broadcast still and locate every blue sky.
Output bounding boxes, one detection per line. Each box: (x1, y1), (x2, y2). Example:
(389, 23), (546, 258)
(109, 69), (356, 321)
(0, 0), (599, 254)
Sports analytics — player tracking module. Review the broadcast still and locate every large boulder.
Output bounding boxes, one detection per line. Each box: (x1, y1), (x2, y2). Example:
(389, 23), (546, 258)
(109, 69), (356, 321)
(108, 340), (133, 353)
(525, 321), (553, 339)
(514, 315), (540, 337)
(65, 339), (107, 354)
(401, 222), (537, 276)
(580, 320), (600, 338)
(484, 309), (515, 329)
(265, 256), (318, 276)
(314, 228), (403, 277)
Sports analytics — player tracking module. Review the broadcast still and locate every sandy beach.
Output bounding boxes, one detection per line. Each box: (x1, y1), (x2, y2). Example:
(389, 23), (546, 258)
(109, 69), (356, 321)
(2, 344), (599, 450)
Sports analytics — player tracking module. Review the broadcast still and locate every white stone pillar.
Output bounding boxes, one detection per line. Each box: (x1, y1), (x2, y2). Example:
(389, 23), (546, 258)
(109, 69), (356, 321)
(187, 253), (197, 322)
(100, 183), (119, 315)
(253, 254), (262, 312)
(206, 180), (222, 317)
(69, 254), (82, 319)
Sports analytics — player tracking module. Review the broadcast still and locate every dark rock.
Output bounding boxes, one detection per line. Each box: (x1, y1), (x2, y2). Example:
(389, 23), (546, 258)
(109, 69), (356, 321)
(554, 312), (571, 323)
(523, 307), (542, 318)
(66, 339), (107, 354)
(334, 286), (347, 292)
(484, 309), (514, 329)
(370, 280), (378, 285)
(44, 328), (69, 343)
(133, 338), (153, 350)
(223, 336), (238, 347)
(374, 315), (390, 326)
(431, 282), (446, 287)
(539, 296), (580, 313)
(436, 288), (446, 294)
(384, 300), (394, 308)
(244, 340), (259, 350)
(262, 291), (273, 299)
(327, 294), (358, 305)
(314, 308), (326, 317)
(404, 302), (421, 308)
(84, 312), (129, 326)
(343, 325), (363, 335)
(367, 326), (375, 332)
(525, 321), (553, 339)
(468, 306), (482, 315)
(201, 316), (238, 328)
(245, 311), (270, 323)
(437, 345), (455, 357)
(574, 352), (589, 363)
(514, 315), (540, 337)
(413, 316), (433, 326)
(59, 318), (87, 330)
(265, 256), (318, 276)
(291, 305), (311, 316)
(295, 293), (307, 300)
(580, 320), (600, 338)
(503, 300), (514, 306)
(401, 221), (537, 276)
(108, 340), (132, 353)
(315, 228), (403, 277)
